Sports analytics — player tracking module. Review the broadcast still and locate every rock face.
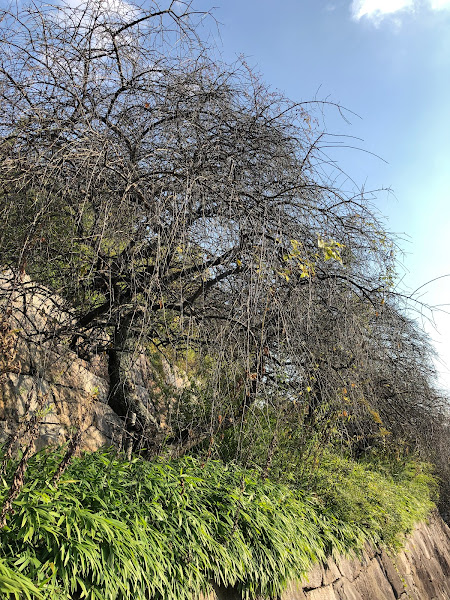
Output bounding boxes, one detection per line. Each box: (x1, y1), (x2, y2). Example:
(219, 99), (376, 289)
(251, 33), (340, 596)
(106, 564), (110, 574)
(0, 269), (124, 450)
(203, 512), (450, 600)
(0, 268), (189, 452)
(0, 268), (206, 455)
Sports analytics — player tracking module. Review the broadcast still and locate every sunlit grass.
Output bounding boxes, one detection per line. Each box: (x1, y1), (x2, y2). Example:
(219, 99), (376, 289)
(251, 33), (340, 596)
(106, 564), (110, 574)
(0, 448), (436, 599)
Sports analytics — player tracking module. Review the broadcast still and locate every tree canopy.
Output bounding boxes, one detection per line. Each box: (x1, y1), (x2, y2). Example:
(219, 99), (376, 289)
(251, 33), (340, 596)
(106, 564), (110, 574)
(0, 0), (447, 485)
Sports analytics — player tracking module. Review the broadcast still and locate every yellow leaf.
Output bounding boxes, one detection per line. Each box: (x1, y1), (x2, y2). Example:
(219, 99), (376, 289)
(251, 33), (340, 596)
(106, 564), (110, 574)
(277, 270), (290, 281)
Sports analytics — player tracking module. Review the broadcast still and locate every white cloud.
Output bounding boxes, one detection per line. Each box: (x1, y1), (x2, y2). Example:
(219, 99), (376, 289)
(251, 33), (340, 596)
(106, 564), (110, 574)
(430, 0), (450, 9)
(352, 0), (450, 22)
(352, 0), (414, 21)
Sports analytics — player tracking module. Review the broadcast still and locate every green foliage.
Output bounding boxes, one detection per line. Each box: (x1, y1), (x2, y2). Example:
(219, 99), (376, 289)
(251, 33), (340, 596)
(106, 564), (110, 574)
(0, 447), (436, 600)
(302, 451), (437, 552)
(0, 558), (43, 599)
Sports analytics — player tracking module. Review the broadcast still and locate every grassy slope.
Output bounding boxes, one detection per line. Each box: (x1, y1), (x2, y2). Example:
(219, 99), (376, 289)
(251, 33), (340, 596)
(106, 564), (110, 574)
(0, 448), (436, 600)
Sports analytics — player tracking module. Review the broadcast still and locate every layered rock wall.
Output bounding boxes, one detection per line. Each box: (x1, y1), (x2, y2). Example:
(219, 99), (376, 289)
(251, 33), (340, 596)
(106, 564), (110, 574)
(0, 269), (201, 453)
(0, 269), (124, 450)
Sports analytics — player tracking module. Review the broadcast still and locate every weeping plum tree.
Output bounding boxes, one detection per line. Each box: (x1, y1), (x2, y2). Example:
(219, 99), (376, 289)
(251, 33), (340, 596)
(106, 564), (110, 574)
(0, 0), (446, 466)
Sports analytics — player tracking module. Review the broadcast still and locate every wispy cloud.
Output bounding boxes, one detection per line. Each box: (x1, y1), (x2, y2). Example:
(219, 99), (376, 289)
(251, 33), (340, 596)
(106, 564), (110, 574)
(352, 0), (450, 22)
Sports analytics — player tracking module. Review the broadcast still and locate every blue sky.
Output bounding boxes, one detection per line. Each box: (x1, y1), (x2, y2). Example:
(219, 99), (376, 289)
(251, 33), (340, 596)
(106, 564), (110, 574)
(192, 0), (450, 390)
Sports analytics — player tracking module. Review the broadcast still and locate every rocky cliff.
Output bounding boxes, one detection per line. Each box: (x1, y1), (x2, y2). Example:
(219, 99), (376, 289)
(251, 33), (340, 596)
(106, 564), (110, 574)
(0, 269), (124, 450)
(0, 268), (191, 453)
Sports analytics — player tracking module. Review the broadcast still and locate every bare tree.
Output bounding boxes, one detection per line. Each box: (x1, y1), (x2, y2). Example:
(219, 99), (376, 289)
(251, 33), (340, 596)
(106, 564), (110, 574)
(0, 0), (446, 467)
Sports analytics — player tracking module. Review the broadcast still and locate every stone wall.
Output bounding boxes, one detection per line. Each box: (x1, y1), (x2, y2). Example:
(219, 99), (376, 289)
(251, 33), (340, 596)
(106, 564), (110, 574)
(0, 268), (204, 453)
(206, 512), (450, 600)
(0, 269), (124, 450)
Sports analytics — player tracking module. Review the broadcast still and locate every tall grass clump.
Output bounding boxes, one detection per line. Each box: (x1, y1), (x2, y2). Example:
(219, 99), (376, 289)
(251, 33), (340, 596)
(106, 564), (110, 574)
(0, 447), (436, 600)
(302, 451), (437, 553)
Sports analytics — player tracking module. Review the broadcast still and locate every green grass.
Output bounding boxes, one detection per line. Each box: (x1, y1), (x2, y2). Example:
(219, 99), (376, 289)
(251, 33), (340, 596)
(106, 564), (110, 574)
(0, 448), (436, 599)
